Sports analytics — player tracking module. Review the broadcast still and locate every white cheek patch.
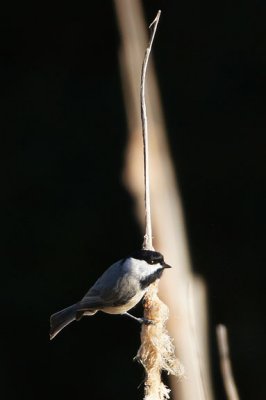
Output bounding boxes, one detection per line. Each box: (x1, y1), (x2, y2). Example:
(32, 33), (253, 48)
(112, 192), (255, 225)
(140, 264), (162, 280)
(124, 258), (162, 282)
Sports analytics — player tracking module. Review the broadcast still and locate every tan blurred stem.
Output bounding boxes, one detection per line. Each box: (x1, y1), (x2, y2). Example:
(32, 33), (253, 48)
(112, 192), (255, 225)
(216, 325), (240, 400)
(113, 0), (214, 399)
(189, 277), (214, 400)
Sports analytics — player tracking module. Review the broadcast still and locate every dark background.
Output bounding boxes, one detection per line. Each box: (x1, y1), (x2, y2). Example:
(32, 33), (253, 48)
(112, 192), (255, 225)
(1, 1), (265, 399)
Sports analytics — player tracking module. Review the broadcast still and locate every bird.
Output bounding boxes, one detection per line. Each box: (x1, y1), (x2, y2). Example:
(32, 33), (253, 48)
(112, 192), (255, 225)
(50, 249), (171, 340)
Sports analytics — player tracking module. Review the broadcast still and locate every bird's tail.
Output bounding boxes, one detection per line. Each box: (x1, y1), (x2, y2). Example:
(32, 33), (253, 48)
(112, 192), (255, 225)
(50, 303), (79, 340)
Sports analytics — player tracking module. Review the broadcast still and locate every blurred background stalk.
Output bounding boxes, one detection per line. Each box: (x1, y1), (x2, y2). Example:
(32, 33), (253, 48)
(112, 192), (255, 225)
(114, 0), (214, 399)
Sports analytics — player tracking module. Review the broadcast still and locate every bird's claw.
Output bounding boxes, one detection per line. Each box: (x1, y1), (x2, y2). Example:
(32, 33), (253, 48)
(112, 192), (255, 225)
(142, 318), (155, 325)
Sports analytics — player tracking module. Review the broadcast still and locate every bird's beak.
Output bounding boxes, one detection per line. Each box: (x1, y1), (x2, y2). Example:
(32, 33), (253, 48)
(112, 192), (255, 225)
(162, 262), (172, 268)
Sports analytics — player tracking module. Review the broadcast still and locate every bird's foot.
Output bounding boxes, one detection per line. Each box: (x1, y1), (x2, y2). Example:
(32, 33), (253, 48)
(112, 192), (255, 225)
(123, 312), (155, 325)
(141, 317), (155, 325)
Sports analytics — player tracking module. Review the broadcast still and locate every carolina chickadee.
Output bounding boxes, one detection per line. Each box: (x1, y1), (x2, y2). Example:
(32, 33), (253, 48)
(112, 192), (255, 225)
(50, 249), (171, 340)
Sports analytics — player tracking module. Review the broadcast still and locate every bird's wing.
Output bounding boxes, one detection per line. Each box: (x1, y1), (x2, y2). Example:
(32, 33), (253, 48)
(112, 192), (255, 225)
(77, 295), (108, 311)
(81, 260), (139, 307)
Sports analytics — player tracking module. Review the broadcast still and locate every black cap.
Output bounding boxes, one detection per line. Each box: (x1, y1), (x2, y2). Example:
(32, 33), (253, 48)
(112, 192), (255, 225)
(130, 249), (171, 268)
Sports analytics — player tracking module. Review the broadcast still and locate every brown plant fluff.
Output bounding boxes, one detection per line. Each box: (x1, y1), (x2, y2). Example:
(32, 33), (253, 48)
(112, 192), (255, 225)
(137, 281), (184, 400)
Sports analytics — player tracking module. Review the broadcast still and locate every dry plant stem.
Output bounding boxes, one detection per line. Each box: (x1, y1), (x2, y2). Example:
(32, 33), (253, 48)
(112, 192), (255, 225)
(114, 1), (213, 398)
(137, 11), (184, 400)
(216, 325), (240, 400)
(137, 281), (184, 400)
(141, 10), (161, 251)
